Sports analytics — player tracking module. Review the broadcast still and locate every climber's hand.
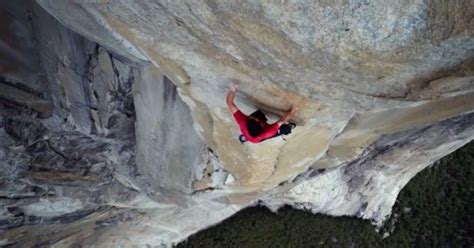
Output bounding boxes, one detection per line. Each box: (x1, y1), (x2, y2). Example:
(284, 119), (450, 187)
(230, 83), (238, 93)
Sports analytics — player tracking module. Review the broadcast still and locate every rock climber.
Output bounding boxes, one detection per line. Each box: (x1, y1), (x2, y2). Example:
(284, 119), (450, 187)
(226, 84), (298, 143)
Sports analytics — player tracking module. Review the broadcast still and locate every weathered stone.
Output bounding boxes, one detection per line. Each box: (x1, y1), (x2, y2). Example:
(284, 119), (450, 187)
(0, 0), (473, 246)
(133, 65), (205, 204)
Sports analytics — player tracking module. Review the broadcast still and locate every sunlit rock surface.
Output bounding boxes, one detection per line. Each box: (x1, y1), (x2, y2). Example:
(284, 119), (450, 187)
(0, 0), (473, 246)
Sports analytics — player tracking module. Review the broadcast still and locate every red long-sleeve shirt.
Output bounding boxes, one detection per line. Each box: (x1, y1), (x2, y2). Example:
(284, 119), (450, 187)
(233, 110), (280, 143)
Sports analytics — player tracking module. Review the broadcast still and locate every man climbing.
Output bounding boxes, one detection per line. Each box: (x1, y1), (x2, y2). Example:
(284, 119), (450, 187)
(226, 84), (298, 143)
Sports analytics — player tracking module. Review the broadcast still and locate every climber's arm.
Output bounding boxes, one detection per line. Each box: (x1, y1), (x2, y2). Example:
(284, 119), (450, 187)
(277, 110), (292, 124)
(277, 106), (298, 124)
(226, 84), (239, 113)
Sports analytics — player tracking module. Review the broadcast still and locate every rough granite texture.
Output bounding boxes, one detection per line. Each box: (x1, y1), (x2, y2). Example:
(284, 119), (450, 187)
(0, 0), (473, 246)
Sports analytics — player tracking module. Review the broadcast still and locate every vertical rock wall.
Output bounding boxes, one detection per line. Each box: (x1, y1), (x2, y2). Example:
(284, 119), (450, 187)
(31, 2), (136, 137)
(134, 65), (204, 204)
(0, 0), (473, 246)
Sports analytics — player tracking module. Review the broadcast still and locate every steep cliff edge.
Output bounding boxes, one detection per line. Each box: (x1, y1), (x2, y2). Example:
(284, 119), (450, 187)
(0, 0), (473, 246)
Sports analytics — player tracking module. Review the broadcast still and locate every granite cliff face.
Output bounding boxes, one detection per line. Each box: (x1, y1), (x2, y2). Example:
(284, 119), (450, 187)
(0, 0), (473, 246)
